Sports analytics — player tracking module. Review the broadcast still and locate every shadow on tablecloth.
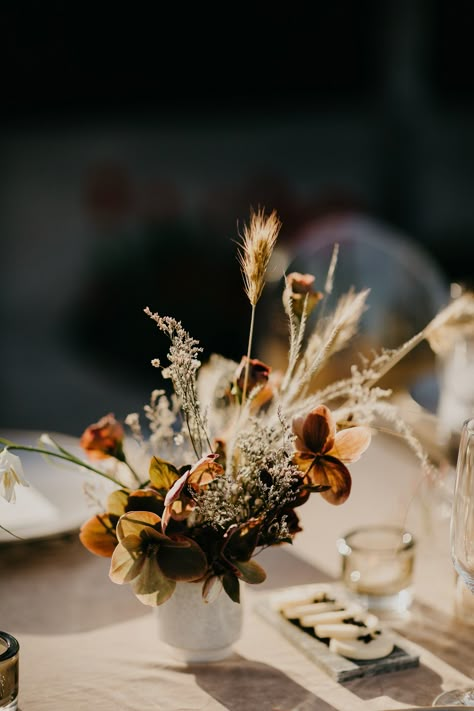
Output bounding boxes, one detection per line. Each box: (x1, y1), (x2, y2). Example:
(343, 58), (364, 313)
(0, 535), (148, 633)
(344, 664), (444, 707)
(187, 653), (338, 711)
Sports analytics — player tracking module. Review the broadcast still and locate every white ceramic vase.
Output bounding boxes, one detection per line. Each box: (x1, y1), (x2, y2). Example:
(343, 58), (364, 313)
(155, 581), (242, 662)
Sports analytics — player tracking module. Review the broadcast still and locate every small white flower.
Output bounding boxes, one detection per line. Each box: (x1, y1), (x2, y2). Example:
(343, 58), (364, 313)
(0, 449), (29, 503)
(39, 433), (55, 448)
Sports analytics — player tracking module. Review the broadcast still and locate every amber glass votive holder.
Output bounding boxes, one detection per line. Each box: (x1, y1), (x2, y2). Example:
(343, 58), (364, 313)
(0, 632), (19, 711)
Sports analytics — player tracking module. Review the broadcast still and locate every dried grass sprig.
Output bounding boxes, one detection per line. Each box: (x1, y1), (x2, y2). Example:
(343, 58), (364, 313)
(319, 288), (370, 360)
(284, 288), (369, 403)
(364, 291), (474, 388)
(238, 208), (281, 307)
(238, 208), (281, 405)
(324, 243), (339, 295)
(424, 291), (474, 354)
(280, 282), (310, 393)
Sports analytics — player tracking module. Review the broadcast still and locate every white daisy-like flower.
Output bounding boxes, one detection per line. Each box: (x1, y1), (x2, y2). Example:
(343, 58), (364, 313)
(0, 449), (29, 503)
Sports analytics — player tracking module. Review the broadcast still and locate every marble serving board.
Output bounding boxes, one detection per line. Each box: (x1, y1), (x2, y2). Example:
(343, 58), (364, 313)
(254, 583), (420, 682)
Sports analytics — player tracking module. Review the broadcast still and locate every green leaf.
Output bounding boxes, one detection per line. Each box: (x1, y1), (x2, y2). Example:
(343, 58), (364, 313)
(222, 572), (240, 603)
(233, 559), (266, 584)
(149, 456), (179, 492)
(158, 537), (208, 582)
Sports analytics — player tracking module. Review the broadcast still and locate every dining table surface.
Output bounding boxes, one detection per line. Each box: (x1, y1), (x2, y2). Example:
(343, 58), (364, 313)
(1, 427), (473, 711)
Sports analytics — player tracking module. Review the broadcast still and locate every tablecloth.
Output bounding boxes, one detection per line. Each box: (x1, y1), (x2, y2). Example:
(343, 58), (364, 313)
(1, 433), (472, 710)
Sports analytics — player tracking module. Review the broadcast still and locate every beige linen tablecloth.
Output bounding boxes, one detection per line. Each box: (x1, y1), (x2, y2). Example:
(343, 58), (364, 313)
(1, 433), (472, 710)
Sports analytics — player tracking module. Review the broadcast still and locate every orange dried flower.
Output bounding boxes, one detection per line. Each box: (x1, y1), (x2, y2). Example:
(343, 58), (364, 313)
(285, 272), (323, 319)
(293, 405), (371, 505)
(80, 413), (125, 461)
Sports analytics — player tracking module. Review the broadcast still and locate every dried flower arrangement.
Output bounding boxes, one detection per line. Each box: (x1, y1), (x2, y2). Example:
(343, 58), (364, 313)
(1, 209), (474, 606)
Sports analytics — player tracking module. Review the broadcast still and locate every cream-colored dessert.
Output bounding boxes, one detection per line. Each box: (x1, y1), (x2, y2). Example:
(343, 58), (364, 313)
(315, 612), (379, 640)
(329, 632), (394, 660)
(282, 601), (343, 620)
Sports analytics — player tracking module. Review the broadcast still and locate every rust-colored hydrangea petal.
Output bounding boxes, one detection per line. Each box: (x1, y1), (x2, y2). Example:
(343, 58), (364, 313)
(107, 489), (129, 517)
(302, 405), (335, 454)
(164, 469), (190, 507)
(162, 470), (192, 532)
(109, 538), (145, 583)
(131, 555), (176, 603)
(80, 413), (124, 460)
(79, 513), (118, 558)
(314, 455), (352, 505)
(187, 453), (224, 489)
(329, 426), (372, 463)
(287, 272), (316, 293)
(116, 511), (165, 542)
(234, 356), (271, 396)
(148, 456), (179, 492)
(293, 451), (315, 473)
(134, 581), (176, 607)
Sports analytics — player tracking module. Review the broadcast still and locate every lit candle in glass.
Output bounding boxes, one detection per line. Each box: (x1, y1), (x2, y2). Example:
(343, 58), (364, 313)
(0, 632), (19, 711)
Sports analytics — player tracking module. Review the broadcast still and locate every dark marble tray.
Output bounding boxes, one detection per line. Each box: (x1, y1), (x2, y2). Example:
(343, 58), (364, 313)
(254, 583), (420, 682)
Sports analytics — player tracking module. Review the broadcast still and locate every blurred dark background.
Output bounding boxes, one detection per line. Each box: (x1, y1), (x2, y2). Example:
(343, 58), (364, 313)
(1, 0), (474, 434)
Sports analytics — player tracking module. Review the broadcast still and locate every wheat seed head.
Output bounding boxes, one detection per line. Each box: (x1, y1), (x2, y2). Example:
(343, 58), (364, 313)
(238, 208), (281, 306)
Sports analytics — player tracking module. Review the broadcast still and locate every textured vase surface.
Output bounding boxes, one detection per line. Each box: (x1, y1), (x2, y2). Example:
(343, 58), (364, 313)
(156, 581), (242, 662)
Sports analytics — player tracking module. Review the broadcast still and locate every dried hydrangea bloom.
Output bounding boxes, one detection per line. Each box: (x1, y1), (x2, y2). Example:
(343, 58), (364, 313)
(162, 454), (223, 532)
(284, 272), (323, 319)
(79, 513), (118, 557)
(109, 511), (207, 606)
(293, 405), (371, 505)
(80, 413), (125, 460)
(234, 357), (271, 396)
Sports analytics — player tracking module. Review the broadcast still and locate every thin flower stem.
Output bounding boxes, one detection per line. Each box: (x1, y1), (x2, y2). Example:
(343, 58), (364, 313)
(50, 434), (141, 486)
(0, 523), (24, 540)
(0, 439), (124, 487)
(242, 303), (256, 407)
(186, 418), (200, 459)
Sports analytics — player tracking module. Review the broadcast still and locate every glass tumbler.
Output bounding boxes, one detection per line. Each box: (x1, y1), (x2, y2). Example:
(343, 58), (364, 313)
(337, 524), (416, 616)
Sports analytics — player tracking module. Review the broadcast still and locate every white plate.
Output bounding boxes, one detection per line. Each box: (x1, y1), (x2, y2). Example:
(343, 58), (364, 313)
(0, 430), (98, 543)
